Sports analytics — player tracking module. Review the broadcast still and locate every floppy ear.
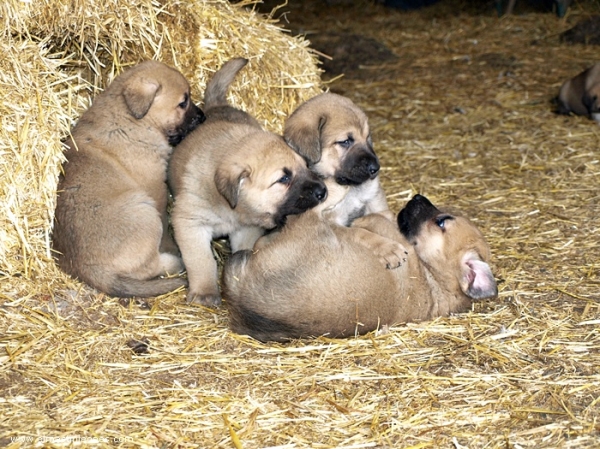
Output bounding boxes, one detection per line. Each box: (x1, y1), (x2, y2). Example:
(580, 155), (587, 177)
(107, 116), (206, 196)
(215, 166), (250, 209)
(460, 256), (498, 300)
(284, 114), (326, 165)
(123, 78), (161, 119)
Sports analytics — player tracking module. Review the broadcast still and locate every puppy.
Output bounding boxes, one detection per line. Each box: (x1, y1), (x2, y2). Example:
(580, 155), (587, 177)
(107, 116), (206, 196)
(53, 60), (204, 297)
(557, 63), (600, 122)
(284, 92), (392, 226)
(223, 194), (498, 342)
(168, 58), (327, 307)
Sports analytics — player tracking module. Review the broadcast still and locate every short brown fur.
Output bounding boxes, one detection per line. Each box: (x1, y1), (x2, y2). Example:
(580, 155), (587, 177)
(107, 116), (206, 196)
(223, 194), (498, 342)
(284, 92), (392, 226)
(168, 58), (326, 307)
(53, 60), (204, 297)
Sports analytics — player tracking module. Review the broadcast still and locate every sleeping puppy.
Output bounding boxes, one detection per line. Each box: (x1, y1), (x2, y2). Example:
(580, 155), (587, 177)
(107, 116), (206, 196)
(284, 92), (392, 226)
(222, 194), (498, 342)
(53, 60), (204, 297)
(168, 58), (327, 307)
(557, 63), (600, 122)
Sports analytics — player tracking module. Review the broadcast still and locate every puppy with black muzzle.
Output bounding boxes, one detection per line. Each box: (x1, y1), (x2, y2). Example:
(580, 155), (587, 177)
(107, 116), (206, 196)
(223, 194), (498, 342)
(168, 58), (327, 307)
(557, 63), (600, 122)
(53, 60), (204, 298)
(284, 92), (392, 226)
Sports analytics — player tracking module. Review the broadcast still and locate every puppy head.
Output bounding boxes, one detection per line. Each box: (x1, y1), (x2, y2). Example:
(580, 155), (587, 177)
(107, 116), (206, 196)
(284, 93), (380, 186)
(215, 133), (327, 229)
(398, 194), (497, 301)
(121, 61), (205, 145)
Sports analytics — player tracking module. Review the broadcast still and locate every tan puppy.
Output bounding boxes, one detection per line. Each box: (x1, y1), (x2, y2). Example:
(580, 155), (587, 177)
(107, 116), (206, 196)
(168, 58), (327, 307)
(284, 92), (392, 226)
(223, 194), (498, 342)
(53, 60), (204, 297)
(557, 63), (600, 122)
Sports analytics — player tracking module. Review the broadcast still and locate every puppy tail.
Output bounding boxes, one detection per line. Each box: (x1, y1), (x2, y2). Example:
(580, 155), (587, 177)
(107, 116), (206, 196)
(109, 276), (188, 298)
(203, 58), (248, 109)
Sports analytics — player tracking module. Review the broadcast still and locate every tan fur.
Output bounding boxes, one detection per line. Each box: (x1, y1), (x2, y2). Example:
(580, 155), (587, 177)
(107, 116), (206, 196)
(168, 58), (326, 307)
(284, 92), (393, 226)
(53, 60), (204, 297)
(223, 194), (498, 342)
(557, 63), (600, 122)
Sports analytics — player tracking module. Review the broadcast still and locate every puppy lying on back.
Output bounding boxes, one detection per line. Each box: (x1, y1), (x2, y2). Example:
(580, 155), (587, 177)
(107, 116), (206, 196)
(53, 60), (204, 297)
(223, 194), (498, 342)
(557, 63), (600, 122)
(168, 58), (327, 307)
(284, 92), (392, 226)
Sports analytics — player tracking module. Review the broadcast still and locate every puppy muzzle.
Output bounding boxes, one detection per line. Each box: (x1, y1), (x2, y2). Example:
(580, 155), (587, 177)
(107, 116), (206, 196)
(167, 104), (206, 146)
(335, 146), (380, 186)
(273, 177), (328, 227)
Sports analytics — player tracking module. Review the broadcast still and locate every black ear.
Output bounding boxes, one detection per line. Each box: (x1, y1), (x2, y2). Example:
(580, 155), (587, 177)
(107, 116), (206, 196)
(284, 113), (326, 165)
(123, 78), (160, 119)
(215, 166), (250, 208)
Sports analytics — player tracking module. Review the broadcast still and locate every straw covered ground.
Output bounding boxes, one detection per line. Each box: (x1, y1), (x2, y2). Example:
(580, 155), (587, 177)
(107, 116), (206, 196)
(1, 0), (599, 447)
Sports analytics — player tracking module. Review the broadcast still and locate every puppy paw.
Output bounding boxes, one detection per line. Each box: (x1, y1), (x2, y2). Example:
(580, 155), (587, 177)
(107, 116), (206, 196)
(374, 240), (408, 270)
(187, 292), (222, 307)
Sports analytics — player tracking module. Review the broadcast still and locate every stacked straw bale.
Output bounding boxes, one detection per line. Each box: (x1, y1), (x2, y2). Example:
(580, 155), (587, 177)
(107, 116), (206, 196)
(0, 0), (322, 287)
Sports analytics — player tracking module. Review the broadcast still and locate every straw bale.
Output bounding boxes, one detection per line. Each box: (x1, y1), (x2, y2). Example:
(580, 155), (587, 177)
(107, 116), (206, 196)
(2, 0), (600, 448)
(0, 0), (322, 282)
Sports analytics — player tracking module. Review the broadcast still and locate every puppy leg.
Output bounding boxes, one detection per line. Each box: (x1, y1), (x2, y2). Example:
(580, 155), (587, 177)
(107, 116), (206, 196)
(159, 212), (180, 256)
(174, 225), (222, 307)
(346, 214), (408, 269)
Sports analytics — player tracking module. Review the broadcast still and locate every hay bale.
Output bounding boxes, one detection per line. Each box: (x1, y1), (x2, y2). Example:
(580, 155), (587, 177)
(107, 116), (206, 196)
(0, 0), (322, 282)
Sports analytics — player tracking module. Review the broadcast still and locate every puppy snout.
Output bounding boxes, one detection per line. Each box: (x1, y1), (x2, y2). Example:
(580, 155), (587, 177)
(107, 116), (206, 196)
(312, 181), (327, 202)
(367, 158), (380, 178)
(169, 104), (206, 146)
(189, 104), (206, 129)
(335, 148), (380, 185)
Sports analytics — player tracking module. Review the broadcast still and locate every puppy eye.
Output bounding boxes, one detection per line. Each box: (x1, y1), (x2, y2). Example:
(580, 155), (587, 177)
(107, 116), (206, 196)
(435, 214), (454, 229)
(275, 168), (292, 185)
(178, 93), (189, 109)
(277, 174), (291, 185)
(336, 137), (354, 148)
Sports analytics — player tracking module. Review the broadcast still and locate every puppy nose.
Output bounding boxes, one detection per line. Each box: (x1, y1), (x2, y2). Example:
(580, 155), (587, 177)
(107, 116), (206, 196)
(313, 183), (327, 202)
(367, 159), (380, 177)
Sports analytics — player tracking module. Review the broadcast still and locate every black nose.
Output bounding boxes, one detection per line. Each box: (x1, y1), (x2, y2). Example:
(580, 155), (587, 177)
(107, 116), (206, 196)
(367, 159), (380, 177)
(313, 183), (327, 202)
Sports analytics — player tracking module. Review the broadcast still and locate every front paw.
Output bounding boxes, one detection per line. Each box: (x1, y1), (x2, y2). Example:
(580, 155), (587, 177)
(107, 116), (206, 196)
(187, 292), (222, 307)
(374, 241), (408, 270)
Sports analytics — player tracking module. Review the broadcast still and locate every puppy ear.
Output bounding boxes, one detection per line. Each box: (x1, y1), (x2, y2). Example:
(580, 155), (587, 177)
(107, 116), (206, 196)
(215, 166), (250, 209)
(123, 78), (161, 119)
(284, 114), (326, 165)
(460, 256), (498, 300)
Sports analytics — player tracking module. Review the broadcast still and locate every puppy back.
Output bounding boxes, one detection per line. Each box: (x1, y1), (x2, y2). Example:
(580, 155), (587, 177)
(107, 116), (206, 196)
(203, 58), (248, 110)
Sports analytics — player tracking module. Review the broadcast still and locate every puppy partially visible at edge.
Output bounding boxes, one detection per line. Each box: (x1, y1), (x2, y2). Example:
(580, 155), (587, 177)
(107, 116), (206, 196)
(557, 63), (600, 122)
(168, 58), (327, 307)
(53, 60), (204, 297)
(223, 194), (498, 342)
(284, 92), (393, 226)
